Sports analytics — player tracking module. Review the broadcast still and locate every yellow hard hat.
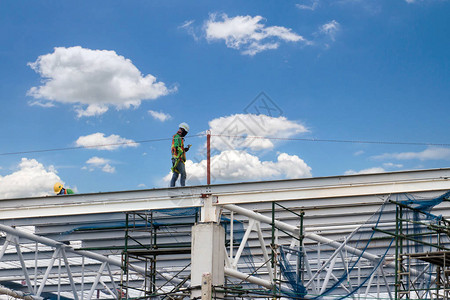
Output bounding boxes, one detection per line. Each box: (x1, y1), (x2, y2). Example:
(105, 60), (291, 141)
(54, 182), (63, 194)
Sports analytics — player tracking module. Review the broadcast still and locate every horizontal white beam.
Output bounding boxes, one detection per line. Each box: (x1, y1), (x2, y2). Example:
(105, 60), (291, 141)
(216, 170), (450, 205)
(0, 168), (448, 220)
(0, 190), (204, 220)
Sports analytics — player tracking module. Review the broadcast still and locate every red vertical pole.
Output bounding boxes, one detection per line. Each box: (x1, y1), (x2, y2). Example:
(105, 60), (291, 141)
(207, 130), (211, 185)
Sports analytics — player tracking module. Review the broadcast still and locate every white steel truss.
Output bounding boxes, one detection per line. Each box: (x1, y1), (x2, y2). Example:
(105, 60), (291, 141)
(0, 168), (448, 299)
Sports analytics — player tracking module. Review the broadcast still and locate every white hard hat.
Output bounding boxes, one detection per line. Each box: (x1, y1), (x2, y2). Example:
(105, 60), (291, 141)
(179, 122), (190, 133)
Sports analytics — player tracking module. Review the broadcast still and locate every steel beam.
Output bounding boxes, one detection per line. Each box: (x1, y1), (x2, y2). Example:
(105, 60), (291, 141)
(0, 168), (448, 220)
(216, 171), (450, 205)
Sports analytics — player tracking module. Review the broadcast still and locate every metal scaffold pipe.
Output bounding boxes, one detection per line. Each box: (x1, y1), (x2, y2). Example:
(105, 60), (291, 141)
(223, 204), (382, 264)
(222, 203), (432, 283)
(0, 224), (126, 268)
(0, 286), (42, 300)
(0, 224), (190, 289)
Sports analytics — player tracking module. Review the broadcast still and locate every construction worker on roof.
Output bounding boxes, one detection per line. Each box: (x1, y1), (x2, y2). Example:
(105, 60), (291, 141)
(54, 182), (74, 195)
(170, 122), (191, 187)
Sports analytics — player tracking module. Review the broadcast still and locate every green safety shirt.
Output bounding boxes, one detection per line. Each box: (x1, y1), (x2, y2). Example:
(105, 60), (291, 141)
(58, 188), (74, 195)
(171, 133), (186, 162)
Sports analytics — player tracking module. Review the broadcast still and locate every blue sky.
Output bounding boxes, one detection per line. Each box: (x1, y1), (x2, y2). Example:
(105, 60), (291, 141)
(0, 0), (449, 198)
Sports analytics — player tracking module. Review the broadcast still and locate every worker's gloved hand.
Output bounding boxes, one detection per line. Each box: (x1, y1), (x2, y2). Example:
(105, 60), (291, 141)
(185, 144), (192, 152)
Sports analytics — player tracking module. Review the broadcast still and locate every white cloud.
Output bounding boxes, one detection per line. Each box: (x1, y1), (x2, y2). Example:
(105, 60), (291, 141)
(345, 167), (386, 175)
(101, 164), (116, 173)
(179, 20), (200, 41)
(204, 13), (307, 55)
(75, 133), (138, 150)
(383, 162), (403, 169)
(28, 100), (55, 108)
(373, 147), (450, 161)
(164, 150), (312, 183)
(320, 20), (340, 41)
(180, 20), (195, 28)
(346, 162), (404, 176)
(0, 158), (63, 199)
(84, 156), (116, 173)
(86, 156), (109, 165)
(208, 114), (308, 151)
(164, 113), (311, 184)
(75, 105), (108, 118)
(148, 110), (172, 122)
(27, 46), (173, 117)
(296, 0), (319, 10)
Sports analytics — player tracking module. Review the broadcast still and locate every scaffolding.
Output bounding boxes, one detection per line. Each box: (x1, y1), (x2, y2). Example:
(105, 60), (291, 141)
(217, 201), (306, 299)
(118, 192), (450, 300)
(389, 199), (450, 299)
(120, 210), (196, 299)
(271, 201), (306, 299)
(121, 211), (157, 299)
(0, 170), (448, 299)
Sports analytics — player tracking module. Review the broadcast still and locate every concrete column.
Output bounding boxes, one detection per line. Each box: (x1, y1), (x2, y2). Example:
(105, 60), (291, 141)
(191, 222), (225, 299)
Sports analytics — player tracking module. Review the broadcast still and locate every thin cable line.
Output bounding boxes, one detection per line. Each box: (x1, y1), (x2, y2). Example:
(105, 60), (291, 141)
(0, 134), (204, 156)
(0, 133), (448, 156)
(212, 134), (450, 147)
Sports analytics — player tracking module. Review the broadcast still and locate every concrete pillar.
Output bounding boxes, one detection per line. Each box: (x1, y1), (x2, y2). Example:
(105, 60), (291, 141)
(191, 222), (225, 299)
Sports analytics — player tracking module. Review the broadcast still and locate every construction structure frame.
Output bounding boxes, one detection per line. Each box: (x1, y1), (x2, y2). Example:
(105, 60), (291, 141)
(388, 198), (450, 299)
(0, 168), (449, 299)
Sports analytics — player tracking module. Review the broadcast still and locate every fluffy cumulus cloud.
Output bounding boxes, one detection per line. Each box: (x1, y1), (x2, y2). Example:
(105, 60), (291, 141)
(0, 158), (62, 199)
(148, 110), (171, 122)
(27, 46), (173, 117)
(205, 13), (307, 55)
(75, 133), (138, 150)
(164, 150), (312, 183)
(83, 156), (115, 173)
(164, 113), (311, 184)
(208, 114), (309, 151)
(372, 147), (450, 161)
